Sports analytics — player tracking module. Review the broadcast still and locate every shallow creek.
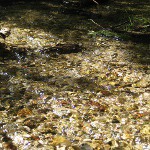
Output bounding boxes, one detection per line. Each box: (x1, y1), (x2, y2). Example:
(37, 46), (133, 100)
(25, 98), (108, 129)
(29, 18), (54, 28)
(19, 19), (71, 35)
(0, 1), (150, 150)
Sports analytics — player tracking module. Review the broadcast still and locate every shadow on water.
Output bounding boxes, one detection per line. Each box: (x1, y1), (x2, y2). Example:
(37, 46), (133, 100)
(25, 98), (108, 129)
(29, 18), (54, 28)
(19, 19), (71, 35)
(0, 0), (149, 42)
(0, 0), (149, 65)
(0, 0), (106, 45)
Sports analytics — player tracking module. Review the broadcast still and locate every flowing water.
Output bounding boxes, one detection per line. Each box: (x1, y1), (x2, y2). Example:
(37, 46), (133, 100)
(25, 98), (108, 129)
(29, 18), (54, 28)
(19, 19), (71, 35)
(0, 0), (150, 149)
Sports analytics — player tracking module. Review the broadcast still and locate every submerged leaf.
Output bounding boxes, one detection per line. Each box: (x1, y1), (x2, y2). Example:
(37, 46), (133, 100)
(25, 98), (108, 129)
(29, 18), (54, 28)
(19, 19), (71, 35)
(51, 136), (71, 147)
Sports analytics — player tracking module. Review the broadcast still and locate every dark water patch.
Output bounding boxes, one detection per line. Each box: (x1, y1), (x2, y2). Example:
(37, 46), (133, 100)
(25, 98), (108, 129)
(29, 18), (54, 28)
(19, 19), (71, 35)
(0, 45), (27, 62)
(25, 73), (54, 82)
(41, 43), (82, 55)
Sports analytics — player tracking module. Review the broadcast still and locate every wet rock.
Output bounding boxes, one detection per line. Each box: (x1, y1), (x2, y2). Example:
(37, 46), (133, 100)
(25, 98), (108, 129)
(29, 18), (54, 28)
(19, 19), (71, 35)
(0, 27), (11, 40)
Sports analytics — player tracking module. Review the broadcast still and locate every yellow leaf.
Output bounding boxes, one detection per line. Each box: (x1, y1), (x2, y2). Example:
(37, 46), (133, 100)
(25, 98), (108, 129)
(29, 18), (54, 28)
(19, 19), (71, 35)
(51, 136), (71, 146)
(140, 125), (150, 135)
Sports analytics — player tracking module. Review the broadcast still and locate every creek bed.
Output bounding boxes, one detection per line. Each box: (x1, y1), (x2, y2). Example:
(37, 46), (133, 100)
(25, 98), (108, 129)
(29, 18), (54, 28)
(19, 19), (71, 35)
(0, 0), (150, 150)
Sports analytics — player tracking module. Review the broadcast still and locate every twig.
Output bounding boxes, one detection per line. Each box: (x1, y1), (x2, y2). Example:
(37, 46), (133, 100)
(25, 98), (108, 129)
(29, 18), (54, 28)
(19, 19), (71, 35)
(89, 19), (129, 30)
(89, 19), (105, 29)
(92, 0), (99, 5)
